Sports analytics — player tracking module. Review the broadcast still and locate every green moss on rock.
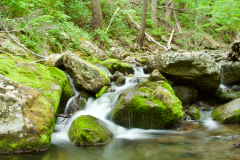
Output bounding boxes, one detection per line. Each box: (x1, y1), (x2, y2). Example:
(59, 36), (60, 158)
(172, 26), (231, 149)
(113, 81), (183, 129)
(100, 58), (134, 74)
(186, 106), (201, 120)
(68, 115), (113, 146)
(96, 86), (109, 98)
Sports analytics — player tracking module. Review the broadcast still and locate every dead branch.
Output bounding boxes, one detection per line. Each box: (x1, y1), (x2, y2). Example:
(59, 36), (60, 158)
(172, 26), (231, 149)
(173, 10), (182, 34)
(158, 6), (190, 11)
(106, 7), (121, 33)
(0, 17), (45, 59)
(126, 12), (168, 51)
(167, 29), (175, 50)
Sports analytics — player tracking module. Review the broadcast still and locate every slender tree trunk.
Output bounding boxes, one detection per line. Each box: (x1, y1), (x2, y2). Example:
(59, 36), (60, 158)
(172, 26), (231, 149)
(91, 0), (102, 29)
(138, 0), (147, 48)
(165, 0), (173, 19)
(151, 0), (158, 24)
(194, 0), (198, 48)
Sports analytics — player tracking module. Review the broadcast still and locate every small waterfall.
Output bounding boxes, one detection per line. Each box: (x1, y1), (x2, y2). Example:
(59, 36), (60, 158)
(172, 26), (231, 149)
(219, 64), (228, 90)
(200, 110), (219, 130)
(52, 66), (183, 144)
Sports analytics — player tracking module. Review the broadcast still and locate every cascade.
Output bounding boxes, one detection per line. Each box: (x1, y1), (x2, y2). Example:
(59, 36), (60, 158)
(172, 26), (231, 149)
(219, 64), (228, 90)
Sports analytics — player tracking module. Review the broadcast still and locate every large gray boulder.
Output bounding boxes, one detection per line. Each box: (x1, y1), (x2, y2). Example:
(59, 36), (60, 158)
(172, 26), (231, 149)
(63, 54), (110, 93)
(113, 81), (183, 129)
(0, 74), (55, 154)
(146, 52), (221, 90)
(212, 98), (240, 124)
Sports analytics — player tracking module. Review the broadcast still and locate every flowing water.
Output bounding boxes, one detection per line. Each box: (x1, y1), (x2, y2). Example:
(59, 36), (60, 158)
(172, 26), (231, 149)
(2, 67), (240, 160)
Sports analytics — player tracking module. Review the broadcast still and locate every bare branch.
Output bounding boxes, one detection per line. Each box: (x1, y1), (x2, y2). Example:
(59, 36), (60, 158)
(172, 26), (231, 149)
(106, 7), (121, 33)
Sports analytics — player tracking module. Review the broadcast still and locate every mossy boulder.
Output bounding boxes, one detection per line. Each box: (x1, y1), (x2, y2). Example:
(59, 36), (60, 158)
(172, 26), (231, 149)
(172, 86), (198, 105)
(68, 115), (113, 146)
(100, 58), (134, 74)
(215, 89), (240, 102)
(148, 69), (167, 82)
(62, 54), (110, 93)
(186, 106), (201, 120)
(212, 98), (240, 124)
(0, 74), (55, 154)
(113, 81), (183, 129)
(146, 52), (221, 90)
(0, 53), (74, 114)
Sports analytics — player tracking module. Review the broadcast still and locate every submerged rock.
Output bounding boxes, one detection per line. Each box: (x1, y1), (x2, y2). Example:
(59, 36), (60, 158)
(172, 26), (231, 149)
(113, 81), (183, 129)
(146, 52), (221, 90)
(100, 58), (134, 74)
(63, 54), (110, 93)
(0, 74), (55, 154)
(212, 98), (240, 124)
(186, 106), (201, 120)
(172, 86), (198, 105)
(68, 115), (113, 146)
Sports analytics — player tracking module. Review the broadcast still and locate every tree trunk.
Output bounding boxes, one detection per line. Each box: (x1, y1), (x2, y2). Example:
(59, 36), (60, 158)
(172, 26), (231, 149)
(91, 0), (102, 29)
(151, 0), (158, 24)
(165, 0), (173, 19)
(138, 0), (147, 48)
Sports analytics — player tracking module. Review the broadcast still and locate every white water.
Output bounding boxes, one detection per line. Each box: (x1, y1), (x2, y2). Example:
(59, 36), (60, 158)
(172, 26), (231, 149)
(219, 64), (228, 90)
(52, 67), (221, 144)
(200, 111), (219, 130)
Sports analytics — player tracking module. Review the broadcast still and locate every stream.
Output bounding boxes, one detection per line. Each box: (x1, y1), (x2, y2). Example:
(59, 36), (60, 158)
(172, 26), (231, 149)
(2, 67), (240, 160)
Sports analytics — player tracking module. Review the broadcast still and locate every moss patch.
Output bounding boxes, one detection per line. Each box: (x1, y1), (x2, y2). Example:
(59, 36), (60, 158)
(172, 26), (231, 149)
(96, 86), (109, 98)
(68, 115), (112, 145)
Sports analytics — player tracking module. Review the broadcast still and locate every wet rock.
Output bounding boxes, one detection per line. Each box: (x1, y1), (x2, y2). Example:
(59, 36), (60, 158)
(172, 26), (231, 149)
(146, 52), (221, 90)
(68, 115), (113, 146)
(115, 77), (126, 86)
(215, 89), (240, 102)
(136, 57), (147, 65)
(110, 71), (124, 81)
(0, 74), (55, 154)
(63, 54), (110, 93)
(44, 53), (66, 67)
(219, 61), (240, 85)
(148, 69), (167, 82)
(172, 86), (198, 105)
(186, 106), (201, 120)
(100, 58), (134, 74)
(182, 112), (192, 120)
(120, 52), (130, 59)
(113, 81), (183, 129)
(128, 74), (134, 77)
(232, 85), (240, 91)
(212, 98), (240, 124)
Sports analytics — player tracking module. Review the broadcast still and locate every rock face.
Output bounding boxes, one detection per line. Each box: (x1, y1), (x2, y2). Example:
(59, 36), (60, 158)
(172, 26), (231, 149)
(0, 74), (55, 154)
(172, 86), (198, 105)
(100, 58), (134, 74)
(113, 81), (183, 129)
(148, 69), (167, 82)
(201, 34), (219, 49)
(146, 52), (221, 90)
(63, 54), (110, 93)
(186, 106), (201, 120)
(68, 115), (113, 146)
(212, 98), (240, 124)
(219, 61), (240, 85)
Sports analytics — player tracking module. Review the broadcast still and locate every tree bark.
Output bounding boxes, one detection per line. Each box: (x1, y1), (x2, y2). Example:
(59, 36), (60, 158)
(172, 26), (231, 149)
(165, 0), (173, 19)
(194, 0), (198, 48)
(151, 0), (158, 24)
(138, 0), (147, 48)
(91, 0), (103, 29)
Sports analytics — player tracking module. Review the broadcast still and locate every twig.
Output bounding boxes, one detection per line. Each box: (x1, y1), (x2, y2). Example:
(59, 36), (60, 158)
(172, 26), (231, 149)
(167, 29), (175, 50)
(126, 12), (168, 51)
(106, 7), (120, 33)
